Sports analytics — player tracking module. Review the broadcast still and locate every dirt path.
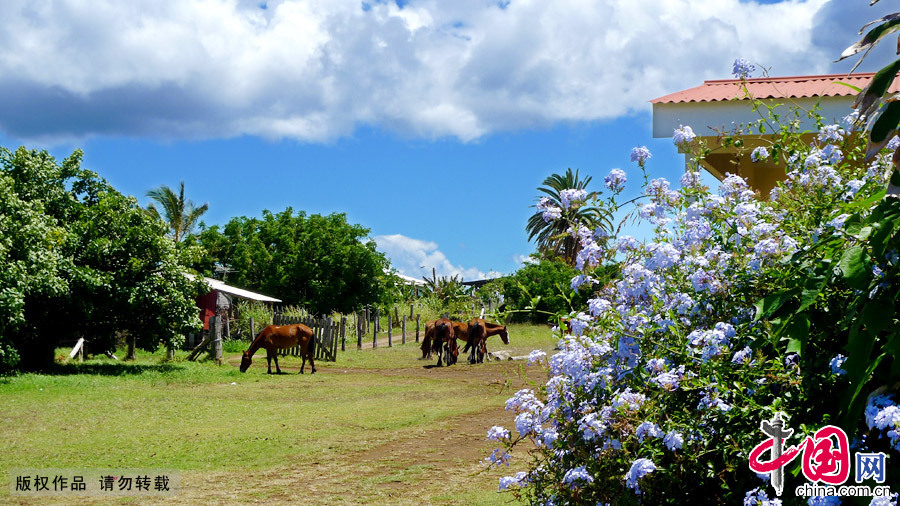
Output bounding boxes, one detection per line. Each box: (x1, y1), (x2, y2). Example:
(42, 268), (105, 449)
(174, 361), (536, 505)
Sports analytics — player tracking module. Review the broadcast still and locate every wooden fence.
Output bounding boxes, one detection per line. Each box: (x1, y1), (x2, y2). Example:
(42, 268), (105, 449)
(273, 313), (341, 362)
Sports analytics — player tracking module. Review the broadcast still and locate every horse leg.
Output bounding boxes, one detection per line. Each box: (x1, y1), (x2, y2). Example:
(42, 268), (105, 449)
(273, 352), (282, 374)
(308, 347), (316, 374)
(300, 352), (306, 374)
(266, 354), (273, 374)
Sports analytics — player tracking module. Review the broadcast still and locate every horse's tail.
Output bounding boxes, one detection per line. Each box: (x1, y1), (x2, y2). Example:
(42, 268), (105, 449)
(307, 329), (316, 358)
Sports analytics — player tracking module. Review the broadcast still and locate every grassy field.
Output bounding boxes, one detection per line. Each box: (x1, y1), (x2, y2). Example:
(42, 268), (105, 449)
(0, 324), (557, 505)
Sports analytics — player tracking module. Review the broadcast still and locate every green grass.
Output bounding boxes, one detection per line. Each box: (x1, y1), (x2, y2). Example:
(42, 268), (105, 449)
(0, 324), (557, 504)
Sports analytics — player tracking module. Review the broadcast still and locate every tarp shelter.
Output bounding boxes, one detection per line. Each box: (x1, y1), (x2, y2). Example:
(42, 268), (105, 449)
(651, 73), (900, 195)
(185, 274), (282, 330)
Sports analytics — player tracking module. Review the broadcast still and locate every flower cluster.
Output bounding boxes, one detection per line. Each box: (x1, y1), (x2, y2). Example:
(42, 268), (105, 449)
(604, 168), (627, 193)
(673, 124), (696, 147)
(537, 196), (562, 222)
(732, 57), (756, 79)
(490, 102), (899, 503)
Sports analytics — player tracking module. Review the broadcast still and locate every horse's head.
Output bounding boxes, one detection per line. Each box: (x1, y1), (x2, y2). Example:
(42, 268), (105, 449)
(239, 351), (252, 372)
(499, 326), (509, 345)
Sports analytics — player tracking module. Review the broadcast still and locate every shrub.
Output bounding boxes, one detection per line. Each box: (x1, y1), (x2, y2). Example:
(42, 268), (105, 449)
(499, 259), (602, 324)
(487, 83), (900, 503)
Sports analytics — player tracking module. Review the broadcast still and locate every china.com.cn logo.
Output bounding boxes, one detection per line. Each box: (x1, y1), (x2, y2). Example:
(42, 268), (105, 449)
(748, 413), (890, 498)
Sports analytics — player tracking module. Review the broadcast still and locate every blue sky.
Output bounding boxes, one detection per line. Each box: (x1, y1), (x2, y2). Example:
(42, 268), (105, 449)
(0, 0), (893, 281)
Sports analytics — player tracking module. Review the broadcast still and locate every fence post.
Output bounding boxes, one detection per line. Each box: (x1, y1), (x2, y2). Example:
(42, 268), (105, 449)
(357, 312), (363, 350)
(409, 304), (414, 320)
(340, 316), (346, 352)
(249, 317), (255, 341)
(402, 317), (406, 345)
(325, 317), (332, 359)
(416, 314), (420, 343)
(388, 311), (393, 347)
(211, 315), (223, 365)
(373, 309), (378, 349)
(443, 312), (449, 319)
(363, 307), (369, 335)
(375, 308), (380, 334)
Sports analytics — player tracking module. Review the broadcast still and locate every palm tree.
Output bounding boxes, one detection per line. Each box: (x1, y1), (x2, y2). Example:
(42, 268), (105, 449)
(525, 168), (612, 266)
(145, 181), (209, 242)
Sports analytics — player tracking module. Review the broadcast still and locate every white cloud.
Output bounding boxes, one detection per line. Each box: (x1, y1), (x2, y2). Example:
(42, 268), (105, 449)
(512, 253), (538, 267)
(0, 0), (848, 143)
(374, 233), (499, 281)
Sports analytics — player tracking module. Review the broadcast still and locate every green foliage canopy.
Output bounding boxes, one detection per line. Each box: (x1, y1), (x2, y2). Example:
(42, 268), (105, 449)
(498, 259), (610, 323)
(0, 146), (204, 371)
(195, 208), (390, 315)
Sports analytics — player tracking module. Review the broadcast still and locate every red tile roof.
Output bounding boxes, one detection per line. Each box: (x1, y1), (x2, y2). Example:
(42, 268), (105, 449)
(651, 73), (900, 104)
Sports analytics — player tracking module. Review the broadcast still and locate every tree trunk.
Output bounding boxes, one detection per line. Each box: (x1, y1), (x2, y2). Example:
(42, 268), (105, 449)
(166, 345), (174, 361)
(126, 335), (136, 361)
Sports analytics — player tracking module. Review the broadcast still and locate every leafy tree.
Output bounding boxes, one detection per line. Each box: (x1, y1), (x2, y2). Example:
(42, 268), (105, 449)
(525, 168), (612, 265)
(196, 208), (390, 315)
(0, 146), (205, 371)
(421, 273), (470, 303)
(145, 181), (208, 242)
(499, 259), (610, 323)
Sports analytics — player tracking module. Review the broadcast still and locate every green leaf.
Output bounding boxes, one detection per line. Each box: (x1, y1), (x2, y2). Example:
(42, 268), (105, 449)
(834, 81), (863, 93)
(839, 17), (900, 63)
(861, 298), (896, 336)
(798, 274), (828, 313)
(778, 313), (810, 357)
(839, 245), (871, 290)
(871, 100), (900, 143)
(855, 58), (900, 117)
(753, 289), (798, 322)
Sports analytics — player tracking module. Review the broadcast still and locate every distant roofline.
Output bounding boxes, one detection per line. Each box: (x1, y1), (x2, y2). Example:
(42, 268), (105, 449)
(698, 72), (874, 85)
(650, 72), (894, 105)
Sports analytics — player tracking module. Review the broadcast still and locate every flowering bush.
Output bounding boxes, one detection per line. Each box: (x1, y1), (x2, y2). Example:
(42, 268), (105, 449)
(487, 87), (900, 503)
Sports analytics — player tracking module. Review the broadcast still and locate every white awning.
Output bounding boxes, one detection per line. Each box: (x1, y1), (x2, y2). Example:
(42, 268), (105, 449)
(185, 273), (282, 303)
(393, 272), (427, 287)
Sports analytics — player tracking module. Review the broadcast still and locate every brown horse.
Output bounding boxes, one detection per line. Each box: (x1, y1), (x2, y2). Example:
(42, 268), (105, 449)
(431, 318), (457, 367)
(421, 320), (470, 360)
(465, 319), (509, 364)
(240, 324), (316, 374)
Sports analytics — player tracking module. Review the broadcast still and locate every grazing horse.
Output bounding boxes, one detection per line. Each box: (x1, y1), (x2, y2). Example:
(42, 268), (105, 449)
(421, 320), (470, 360)
(432, 319), (457, 367)
(240, 324), (316, 374)
(464, 319), (509, 364)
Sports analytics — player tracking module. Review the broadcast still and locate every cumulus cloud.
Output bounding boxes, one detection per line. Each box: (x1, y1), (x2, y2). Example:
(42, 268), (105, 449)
(513, 253), (538, 267)
(0, 0), (849, 143)
(374, 233), (500, 281)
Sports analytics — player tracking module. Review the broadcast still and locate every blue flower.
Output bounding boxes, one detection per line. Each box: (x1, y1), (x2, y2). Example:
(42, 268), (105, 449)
(673, 125), (696, 146)
(751, 146), (769, 163)
(664, 430), (684, 451)
(808, 496), (842, 505)
(562, 466), (593, 488)
(498, 471), (528, 491)
(732, 58), (756, 79)
(487, 425), (510, 441)
(829, 354), (846, 376)
(630, 146), (652, 164)
(732, 346), (753, 365)
(818, 124), (845, 144)
(635, 421), (663, 442)
(559, 188), (587, 209)
(624, 458), (656, 494)
(605, 168), (627, 192)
